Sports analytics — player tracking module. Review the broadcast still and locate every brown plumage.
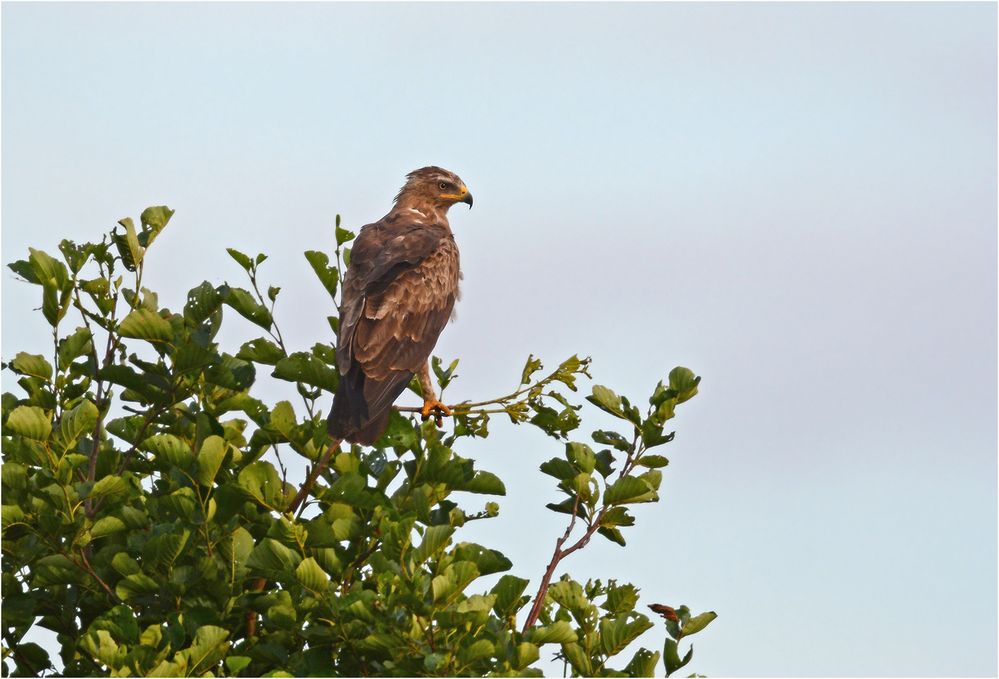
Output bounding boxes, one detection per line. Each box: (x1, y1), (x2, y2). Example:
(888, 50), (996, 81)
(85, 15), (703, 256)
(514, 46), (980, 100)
(327, 166), (473, 445)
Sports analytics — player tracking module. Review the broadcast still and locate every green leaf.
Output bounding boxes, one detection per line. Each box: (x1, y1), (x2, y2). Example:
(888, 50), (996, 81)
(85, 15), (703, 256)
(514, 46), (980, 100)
(116, 573), (159, 600)
(459, 639), (495, 664)
(139, 622), (162, 646)
(148, 658), (188, 678)
(269, 400), (296, 436)
(513, 641), (540, 670)
(655, 398), (677, 423)
(598, 526), (627, 546)
(57, 327), (94, 370)
(205, 353), (256, 391)
(638, 469), (663, 491)
(32, 554), (85, 586)
(304, 251), (338, 300)
(669, 367), (700, 403)
(81, 630), (119, 669)
(226, 248), (253, 271)
(5, 405), (52, 440)
(527, 620), (577, 644)
(637, 454), (670, 468)
(222, 286), (272, 329)
(111, 552), (140, 576)
(41, 280), (68, 327)
(196, 435), (227, 486)
(625, 648), (661, 678)
(11, 352), (53, 381)
(563, 642), (593, 676)
(7, 258), (38, 284)
(90, 516), (126, 538)
(521, 354), (543, 385)
(143, 434), (194, 469)
(411, 524), (454, 567)
(592, 429), (633, 452)
(335, 221), (355, 246)
(431, 355), (459, 390)
(604, 583), (640, 615)
(182, 625), (230, 675)
(119, 308), (173, 343)
(246, 538), (302, 577)
(238, 461), (289, 511)
(678, 611), (717, 639)
(491, 574), (530, 617)
(184, 281), (222, 323)
(12, 643), (52, 675)
(116, 218), (143, 270)
(547, 579), (591, 617)
(379, 411), (420, 451)
(460, 470), (506, 495)
(600, 614), (654, 657)
(295, 557), (329, 593)
(2, 505), (26, 528)
(453, 542), (512, 576)
(271, 352), (338, 391)
(56, 399), (98, 452)
(566, 442), (596, 473)
(663, 638), (693, 677)
(145, 528), (191, 570)
(139, 206), (175, 247)
(540, 457), (577, 480)
(545, 496), (588, 520)
(604, 476), (658, 505)
(588, 384), (624, 416)
(2, 463), (27, 494)
(423, 653), (446, 672)
(89, 476), (128, 502)
(29, 247), (69, 290)
(226, 656), (253, 675)
(599, 506), (635, 528)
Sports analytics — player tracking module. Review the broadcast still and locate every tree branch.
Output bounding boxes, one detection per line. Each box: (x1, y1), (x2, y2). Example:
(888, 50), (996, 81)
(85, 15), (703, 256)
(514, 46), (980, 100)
(522, 493), (584, 631)
(245, 436), (342, 638)
(76, 548), (118, 602)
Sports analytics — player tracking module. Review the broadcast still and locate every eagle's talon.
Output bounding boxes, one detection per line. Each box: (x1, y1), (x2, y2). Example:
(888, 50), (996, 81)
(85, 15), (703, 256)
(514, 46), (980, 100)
(420, 399), (452, 424)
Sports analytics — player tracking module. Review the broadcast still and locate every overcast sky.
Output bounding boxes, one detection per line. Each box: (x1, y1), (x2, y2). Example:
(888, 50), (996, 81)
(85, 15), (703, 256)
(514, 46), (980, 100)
(2, 2), (996, 676)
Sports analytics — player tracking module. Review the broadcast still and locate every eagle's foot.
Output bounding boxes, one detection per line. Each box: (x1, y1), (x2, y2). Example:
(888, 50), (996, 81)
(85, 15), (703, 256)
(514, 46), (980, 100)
(420, 399), (452, 427)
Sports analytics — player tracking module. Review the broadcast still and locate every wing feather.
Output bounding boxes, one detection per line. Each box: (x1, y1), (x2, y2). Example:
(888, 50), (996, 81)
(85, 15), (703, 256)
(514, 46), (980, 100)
(328, 216), (460, 444)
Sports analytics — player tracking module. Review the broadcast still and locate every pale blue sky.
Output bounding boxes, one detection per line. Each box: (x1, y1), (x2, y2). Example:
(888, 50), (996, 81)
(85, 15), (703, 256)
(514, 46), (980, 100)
(2, 2), (996, 676)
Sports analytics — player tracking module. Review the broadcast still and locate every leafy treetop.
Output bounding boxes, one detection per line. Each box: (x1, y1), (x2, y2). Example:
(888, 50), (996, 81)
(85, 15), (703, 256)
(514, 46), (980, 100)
(1, 207), (714, 677)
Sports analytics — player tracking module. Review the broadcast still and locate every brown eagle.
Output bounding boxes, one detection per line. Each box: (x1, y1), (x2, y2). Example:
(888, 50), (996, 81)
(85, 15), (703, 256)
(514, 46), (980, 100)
(327, 166), (472, 445)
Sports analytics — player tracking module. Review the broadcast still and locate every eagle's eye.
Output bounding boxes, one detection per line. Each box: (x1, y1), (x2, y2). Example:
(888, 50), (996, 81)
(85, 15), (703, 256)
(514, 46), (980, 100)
(438, 181), (449, 190)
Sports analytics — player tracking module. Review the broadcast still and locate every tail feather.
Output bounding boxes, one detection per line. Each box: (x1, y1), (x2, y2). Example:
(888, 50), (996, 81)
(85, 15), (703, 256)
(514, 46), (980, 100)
(328, 366), (412, 445)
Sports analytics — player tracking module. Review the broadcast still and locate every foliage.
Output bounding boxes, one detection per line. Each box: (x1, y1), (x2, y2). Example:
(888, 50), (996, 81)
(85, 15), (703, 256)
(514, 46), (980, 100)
(1, 207), (715, 677)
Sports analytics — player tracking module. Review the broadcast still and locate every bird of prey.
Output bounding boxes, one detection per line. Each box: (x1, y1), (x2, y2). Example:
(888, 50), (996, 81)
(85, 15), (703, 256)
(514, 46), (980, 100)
(327, 166), (473, 445)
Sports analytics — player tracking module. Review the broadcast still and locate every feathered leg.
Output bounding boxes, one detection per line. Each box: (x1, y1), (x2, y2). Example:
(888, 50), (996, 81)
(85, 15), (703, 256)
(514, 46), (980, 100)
(418, 361), (452, 425)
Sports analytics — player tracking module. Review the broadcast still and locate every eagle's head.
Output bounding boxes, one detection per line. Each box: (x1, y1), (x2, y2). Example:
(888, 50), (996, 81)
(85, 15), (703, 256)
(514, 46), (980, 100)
(395, 166), (473, 211)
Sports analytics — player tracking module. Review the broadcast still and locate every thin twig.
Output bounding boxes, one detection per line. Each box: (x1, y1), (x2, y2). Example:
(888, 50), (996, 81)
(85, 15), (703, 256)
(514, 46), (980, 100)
(51, 325), (61, 420)
(522, 427), (648, 631)
(77, 548), (118, 602)
(522, 493), (583, 631)
(273, 444), (289, 492)
(84, 284), (121, 517)
(113, 406), (161, 474)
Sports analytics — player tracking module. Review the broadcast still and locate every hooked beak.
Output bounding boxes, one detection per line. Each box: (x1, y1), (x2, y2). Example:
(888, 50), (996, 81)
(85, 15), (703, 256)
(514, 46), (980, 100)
(441, 184), (474, 208)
